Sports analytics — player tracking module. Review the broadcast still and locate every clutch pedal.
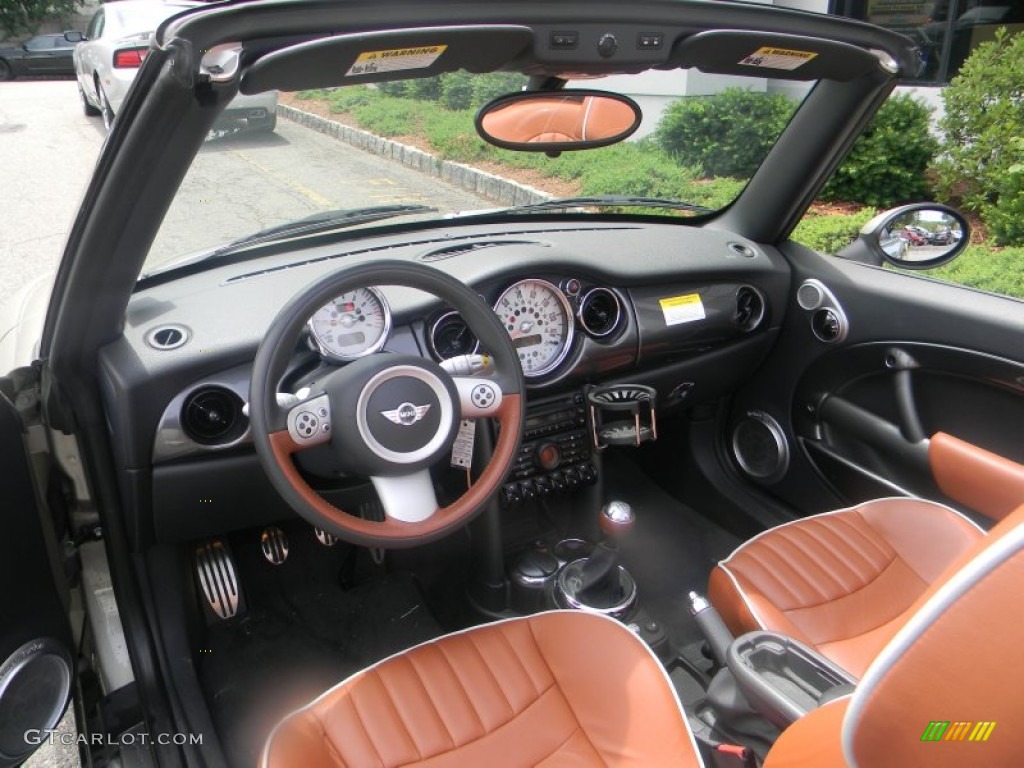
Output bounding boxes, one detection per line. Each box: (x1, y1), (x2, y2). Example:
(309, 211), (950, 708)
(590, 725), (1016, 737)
(314, 527), (338, 547)
(195, 540), (240, 620)
(261, 526), (289, 565)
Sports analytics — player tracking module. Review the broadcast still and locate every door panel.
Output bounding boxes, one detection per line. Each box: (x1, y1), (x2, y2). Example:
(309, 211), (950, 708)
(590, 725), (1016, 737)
(725, 243), (1024, 524)
(0, 386), (74, 768)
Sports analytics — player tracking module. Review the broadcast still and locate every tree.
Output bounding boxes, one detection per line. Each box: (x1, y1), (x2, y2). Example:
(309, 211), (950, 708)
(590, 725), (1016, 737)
(0, 0), (84, 39)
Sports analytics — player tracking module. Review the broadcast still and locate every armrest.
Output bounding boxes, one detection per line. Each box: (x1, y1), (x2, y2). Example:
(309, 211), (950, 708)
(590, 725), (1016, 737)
(726, 631), (857, 727)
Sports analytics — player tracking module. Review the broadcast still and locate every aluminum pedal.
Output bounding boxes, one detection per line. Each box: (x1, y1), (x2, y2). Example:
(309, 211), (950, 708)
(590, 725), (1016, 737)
(261, 526), (289, 565)
(358, 501), (386, 565)
(314, 527), (338, 547)
(195, 540), (240, 620)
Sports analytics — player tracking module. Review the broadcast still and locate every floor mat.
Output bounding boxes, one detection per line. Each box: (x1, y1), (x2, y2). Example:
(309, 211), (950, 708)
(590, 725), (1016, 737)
(198, 529), (442, 767)
(602, 452), (742, 649)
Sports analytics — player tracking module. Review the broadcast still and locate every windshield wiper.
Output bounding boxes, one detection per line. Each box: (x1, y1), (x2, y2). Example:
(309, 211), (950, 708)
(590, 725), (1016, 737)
(488, 195), (715, 215)
(204, 204), (438, 259)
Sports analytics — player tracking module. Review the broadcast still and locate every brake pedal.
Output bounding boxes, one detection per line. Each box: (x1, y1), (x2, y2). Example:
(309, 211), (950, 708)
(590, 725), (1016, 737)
(261, 526), (289, 565)
(195, 540), (240, 620)
(359, 502), (386, 565)
(314, 527), (337, 547)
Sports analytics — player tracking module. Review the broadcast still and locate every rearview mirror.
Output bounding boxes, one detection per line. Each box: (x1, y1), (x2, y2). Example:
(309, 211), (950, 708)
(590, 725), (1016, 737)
(475, 90), (641, 152)
(836, 203), (969, 269)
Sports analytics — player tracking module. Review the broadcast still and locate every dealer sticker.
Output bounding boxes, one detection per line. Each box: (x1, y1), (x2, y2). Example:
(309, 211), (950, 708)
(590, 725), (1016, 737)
(346, 45), (447, 77)
(451, 419), (475, 469)
(738, 47), (818, 71)
(660, 293), (706, 326)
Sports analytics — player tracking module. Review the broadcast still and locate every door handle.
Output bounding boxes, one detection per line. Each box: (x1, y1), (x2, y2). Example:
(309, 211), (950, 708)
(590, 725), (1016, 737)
(885, 347), (926, 443)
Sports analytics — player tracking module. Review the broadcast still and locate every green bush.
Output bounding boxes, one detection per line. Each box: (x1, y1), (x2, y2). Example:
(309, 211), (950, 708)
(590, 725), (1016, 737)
(792, 209), (877, 253)
(375, 80), (409, 98)
(654, 88), (797, 177)
(822, 94), (937, 207)
(471, 73), (527, 109)
(982, 152), (1024, 246)
(930, 245), (1024, 298)
(406, 76), (443, 101)
(933, 28), (1024, 245)
(439, 72), (474, 110)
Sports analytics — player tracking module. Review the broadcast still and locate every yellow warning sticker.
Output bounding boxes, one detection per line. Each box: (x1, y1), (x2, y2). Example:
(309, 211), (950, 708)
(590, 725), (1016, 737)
(345, 45), (448, 77)
(659, 294), (705, 326)
(738, 46), (818, 71)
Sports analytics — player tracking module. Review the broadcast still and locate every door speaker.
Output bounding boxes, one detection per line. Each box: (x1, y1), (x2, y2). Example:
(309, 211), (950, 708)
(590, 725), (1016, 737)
(0, 638), (72, 765)
(732, 411), (790, 482)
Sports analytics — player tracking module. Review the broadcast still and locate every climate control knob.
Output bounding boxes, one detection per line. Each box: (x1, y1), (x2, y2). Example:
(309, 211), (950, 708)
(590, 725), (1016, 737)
(535, 441), (561, 471)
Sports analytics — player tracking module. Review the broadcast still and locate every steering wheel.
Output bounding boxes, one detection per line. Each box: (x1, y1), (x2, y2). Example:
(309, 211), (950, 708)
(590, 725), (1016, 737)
(250, 260), (525, 548)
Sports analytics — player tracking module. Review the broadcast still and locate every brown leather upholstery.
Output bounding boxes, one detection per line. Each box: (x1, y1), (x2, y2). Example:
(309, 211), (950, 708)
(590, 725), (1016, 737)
(930, 431), (1024, 521)
(708, 498), (984, 678)
(262, 610), (701, 767)
(764, 505), (1024, 767)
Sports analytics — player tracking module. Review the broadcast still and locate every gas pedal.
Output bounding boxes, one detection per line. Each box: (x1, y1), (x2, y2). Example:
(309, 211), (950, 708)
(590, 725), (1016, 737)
(260, 526), (289, 565)
(314, 527), (338, 547)
(195, 540), (240, 620)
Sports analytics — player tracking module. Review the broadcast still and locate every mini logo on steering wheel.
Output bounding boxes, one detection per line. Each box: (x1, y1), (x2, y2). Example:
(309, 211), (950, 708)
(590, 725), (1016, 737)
(381, 402), (431, 426)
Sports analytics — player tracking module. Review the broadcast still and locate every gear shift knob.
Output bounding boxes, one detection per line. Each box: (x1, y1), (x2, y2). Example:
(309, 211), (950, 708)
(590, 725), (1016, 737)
(599, 500), (634, 538)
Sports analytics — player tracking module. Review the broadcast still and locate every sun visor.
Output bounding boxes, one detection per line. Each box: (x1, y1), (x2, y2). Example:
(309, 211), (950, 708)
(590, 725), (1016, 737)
(240, 26), (533, 94)
(672, 31), (887, 82)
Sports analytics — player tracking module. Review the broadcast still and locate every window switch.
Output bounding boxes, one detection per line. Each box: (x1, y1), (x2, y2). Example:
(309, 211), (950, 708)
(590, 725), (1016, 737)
(637, 33), (663, 50)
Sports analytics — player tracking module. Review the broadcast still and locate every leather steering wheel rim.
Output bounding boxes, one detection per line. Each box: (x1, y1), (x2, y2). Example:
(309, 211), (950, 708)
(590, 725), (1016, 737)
(250, 260), (525, 548)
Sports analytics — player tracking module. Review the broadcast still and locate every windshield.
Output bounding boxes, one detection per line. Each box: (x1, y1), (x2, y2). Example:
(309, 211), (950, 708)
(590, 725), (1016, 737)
(145, 71), (812, 273)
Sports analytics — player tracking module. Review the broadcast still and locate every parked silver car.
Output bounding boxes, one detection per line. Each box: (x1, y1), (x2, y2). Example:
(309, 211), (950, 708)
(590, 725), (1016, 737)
(73, 0), (277, 132)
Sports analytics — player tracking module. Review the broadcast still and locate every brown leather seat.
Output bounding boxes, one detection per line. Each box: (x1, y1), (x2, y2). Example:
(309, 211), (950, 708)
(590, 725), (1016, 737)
(262, 610), (701, 767)
(708, 497), (985, 678)
(763, 504), (1024, 767)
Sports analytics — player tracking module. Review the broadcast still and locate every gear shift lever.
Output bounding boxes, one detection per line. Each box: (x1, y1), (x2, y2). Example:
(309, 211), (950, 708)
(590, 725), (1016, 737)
(577, 500), (634, 604)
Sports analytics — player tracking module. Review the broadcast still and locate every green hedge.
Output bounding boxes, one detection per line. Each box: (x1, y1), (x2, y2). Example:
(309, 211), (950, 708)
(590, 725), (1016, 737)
(654, 88), (796, 178)
(821, 94), (937, 208)
(791, 209), (877, 253)
(930, 246), (1024, 298)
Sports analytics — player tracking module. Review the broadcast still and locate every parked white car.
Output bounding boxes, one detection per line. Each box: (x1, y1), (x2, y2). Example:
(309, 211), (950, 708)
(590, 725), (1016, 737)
(73, 0), (277, 132)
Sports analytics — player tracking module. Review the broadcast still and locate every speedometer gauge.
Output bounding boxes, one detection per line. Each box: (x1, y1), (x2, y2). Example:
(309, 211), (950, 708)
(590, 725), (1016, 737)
(308, 287), (391, 361)
(494, 279), (574, 377)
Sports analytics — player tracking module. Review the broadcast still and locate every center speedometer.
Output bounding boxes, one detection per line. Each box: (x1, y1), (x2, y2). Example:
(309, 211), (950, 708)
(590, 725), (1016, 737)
(308, 287), (391, 361)
(494, 278), (574, 377)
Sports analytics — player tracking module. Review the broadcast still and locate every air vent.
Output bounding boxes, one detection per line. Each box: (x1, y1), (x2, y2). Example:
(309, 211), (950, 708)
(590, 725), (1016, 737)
(181, 387), (245, 445)
(419, 240), (537, 262)
(734, 286), (765, 332)
(578, 288), (622, 338)
(145, 324), (189, 350)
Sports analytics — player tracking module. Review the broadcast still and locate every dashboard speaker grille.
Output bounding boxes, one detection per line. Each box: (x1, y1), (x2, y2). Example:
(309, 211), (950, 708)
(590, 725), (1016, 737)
(145, 324), (189, 350)
(732, 411), (789, 482)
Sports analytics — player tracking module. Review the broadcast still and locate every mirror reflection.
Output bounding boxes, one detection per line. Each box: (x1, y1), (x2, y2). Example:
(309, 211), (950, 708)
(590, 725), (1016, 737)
(881, 209), (965, 265)
(477, 91), (641, 151)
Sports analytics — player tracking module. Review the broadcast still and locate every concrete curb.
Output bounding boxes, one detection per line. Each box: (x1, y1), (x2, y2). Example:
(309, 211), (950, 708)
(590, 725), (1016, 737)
(277, 104), (551, 208)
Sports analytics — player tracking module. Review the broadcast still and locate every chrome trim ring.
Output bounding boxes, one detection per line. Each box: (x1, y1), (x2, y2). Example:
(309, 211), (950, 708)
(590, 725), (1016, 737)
(427, 310), (479, 360)
(307, 286), (392, 362)
(355, 365), (454, 464)
(577, 286), (623, 338)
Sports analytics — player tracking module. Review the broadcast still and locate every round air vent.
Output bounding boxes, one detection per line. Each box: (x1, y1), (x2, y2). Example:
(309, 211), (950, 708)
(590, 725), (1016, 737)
(145, 324), (189, 350)
(734, 286), (765, 332)
(732, 411), (790, 483)
(181, 387), (245, 445)
(578, 288), (622, 338)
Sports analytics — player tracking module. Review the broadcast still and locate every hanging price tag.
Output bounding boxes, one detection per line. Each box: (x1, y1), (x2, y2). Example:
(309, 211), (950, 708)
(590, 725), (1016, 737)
(451, 419), (475, 468)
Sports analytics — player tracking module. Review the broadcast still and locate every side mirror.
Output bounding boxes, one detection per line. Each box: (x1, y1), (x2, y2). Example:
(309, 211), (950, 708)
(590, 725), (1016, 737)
(64, 30), (84, 43)
(835, 203), (969, 269)
(475, 90), (641, 152)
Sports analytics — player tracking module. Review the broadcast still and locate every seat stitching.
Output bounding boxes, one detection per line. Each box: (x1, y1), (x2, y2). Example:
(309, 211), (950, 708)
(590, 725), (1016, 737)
(533, 723), (600, 766)
(313, 714), (349, 767)
(740, 547), (813, 604)
(347, 685), (386, 767)
(807, 518), (888, 576)
(435, 642), (487, 734)
(526, 620), (609, 768)
(405, 653), (457, 748)
(494, 625), (544, 697)
(466, 634), (517, 716)
(832, 515), (894, 560)
(769, 529), (852, 596)
(371, 667), (424, 762)
(788, 523), (877, 589)
(781, 553), (916, 613)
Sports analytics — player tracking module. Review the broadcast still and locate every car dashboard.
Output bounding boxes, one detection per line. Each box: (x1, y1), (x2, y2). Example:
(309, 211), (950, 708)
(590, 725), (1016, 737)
(98, 219), (790, 545)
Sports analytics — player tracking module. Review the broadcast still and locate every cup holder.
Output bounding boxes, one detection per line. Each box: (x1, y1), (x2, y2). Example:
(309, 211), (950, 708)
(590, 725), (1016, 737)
(586, 384), (658, 448)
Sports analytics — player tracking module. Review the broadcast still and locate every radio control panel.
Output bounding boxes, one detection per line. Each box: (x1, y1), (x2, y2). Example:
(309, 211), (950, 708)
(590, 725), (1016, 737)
(501, 392), (597, 505)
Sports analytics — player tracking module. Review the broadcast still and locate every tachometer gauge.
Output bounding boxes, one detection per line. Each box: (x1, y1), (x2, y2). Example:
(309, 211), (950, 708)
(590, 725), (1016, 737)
(308, 287), (391, 361)
(493, 278), (574, 377)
